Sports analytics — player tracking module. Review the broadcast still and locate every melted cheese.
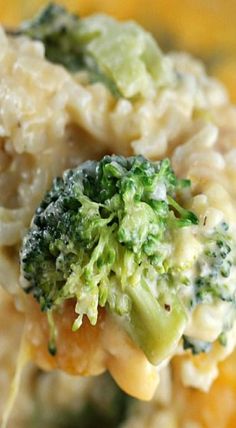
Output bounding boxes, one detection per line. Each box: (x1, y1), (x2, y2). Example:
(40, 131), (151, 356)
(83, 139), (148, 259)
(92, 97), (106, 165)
(24, 297), (159, 401)
(102, 315), (159, 400)
(24, 298), (106, 377)
(173, 349), (236, 428)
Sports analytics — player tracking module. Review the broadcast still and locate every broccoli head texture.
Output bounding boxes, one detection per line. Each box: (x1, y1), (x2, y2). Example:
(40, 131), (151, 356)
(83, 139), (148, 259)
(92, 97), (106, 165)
(183, 335), (212, 355)
(194, 221), (235, 305)
(20, 155), (235, 365)
(20, 155), (199, 363)
(13, 3), (173, 98)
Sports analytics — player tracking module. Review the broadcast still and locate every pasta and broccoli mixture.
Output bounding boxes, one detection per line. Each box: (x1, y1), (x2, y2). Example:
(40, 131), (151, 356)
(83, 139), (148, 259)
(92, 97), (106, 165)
(1, 4), (236, 428)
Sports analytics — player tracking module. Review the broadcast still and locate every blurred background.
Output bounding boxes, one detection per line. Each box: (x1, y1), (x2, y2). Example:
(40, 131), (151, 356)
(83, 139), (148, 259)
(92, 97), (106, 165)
(0, 0), (235, 102)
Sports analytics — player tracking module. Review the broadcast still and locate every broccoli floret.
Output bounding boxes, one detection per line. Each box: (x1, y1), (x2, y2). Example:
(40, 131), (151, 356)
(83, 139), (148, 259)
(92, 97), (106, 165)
(218, 332), (228, 347)
(183, 335), (212, 355)
(194, 222), (235, 305)
(20, 155), (236, 365)
(14, 4), (84, 71)
(9, 4), (121, 97)
(21, 155), (201, 364)
(12, 4), (172, 98)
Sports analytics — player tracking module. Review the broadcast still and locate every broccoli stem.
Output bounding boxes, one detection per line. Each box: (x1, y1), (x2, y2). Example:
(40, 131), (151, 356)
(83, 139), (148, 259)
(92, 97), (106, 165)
(126, 282), (187, 365)
(167, 195), (198, 226)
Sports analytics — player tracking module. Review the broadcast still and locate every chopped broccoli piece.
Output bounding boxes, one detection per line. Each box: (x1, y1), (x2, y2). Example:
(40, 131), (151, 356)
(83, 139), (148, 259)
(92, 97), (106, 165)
(20, 155), (236, 364)
(16, 4), (85, 72)
(183, 335), (212, 355)
(194, 222), (235, 305)
(218, 332), (227, 347)
(21, 155), (200, 364)
(14, 4), (173, 98)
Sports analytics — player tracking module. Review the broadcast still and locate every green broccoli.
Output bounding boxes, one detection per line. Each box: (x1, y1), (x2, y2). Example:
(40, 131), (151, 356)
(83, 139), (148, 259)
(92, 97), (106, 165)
(17, 4), (90, 73)
(183, 335), (212, 355)
(20, 155), (235, 364)
(194, 222), (235, 305)
(20, 155), (199, 364)
(12, 4), (173, 98)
